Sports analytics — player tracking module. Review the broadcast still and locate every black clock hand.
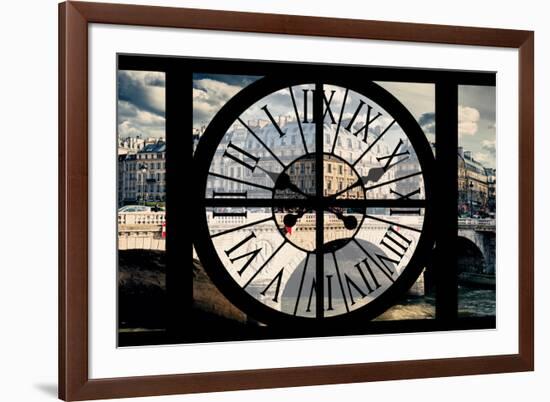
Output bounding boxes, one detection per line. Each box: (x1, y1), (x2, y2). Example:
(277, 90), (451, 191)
(326, 179), (363, 200)
(283, 208), (309, 228)
(255, 165), (279, 184)
(256, 166), (310, 198)
(362, 166), (386, 184)
(362, 158), (407, 184)
(328, 208), (358, 230)
(325, 164), (397, 200)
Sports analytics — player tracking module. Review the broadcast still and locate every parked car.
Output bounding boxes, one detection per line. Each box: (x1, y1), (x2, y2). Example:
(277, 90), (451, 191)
(118, 205), (153, 213)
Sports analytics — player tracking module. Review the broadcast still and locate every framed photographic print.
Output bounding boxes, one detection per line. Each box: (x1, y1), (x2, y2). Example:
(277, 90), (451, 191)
(59, 1), (534, 400)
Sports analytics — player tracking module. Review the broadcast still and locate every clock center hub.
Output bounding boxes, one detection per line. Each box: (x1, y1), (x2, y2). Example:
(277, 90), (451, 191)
(272, 153), (366, 252)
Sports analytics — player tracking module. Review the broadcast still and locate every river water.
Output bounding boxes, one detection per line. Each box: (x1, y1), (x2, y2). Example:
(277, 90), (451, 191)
(377, 287), (495, 320)
(119, 250), (496, 326)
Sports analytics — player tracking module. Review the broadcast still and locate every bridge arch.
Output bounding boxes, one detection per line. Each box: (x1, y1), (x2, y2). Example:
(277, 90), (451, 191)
(457, 236), (486, 275)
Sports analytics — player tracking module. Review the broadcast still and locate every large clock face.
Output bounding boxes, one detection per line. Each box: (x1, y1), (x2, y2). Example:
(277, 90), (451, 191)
(193, 74), (435, 326)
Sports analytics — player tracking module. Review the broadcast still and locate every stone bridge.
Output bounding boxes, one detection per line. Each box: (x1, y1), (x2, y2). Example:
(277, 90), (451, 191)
(118, 212), (495, 290)
(457, 218), (496, 276)
(118, 212), (165, 251)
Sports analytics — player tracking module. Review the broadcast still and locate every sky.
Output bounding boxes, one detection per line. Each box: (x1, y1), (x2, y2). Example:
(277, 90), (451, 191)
(192, 74), (260, 129)
(117, 70), (495, 169)
(117, 70), (166, 139)
(458, 85), (497, 169)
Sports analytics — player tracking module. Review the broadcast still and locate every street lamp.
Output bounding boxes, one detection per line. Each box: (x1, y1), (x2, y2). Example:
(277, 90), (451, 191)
(469, 180), (474, 218)
(139, 163), (147, 206)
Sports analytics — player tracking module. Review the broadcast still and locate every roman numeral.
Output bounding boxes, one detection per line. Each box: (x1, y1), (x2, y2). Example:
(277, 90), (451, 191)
(354, 259), (381, 292)
(332, 252), (349, 313)
(302, 89), (310, 123)
(224, 232), (262, 276)
(389, 187), (421, 215)
(293, 254), (311, 316)
(353, 238), (398, 283)
(345, 100), (382, 143)
(212, 191), (247, 218)
(326, 274), (334, 311)
(302, 274), (336, 313)
(345, 258), (385, 305)
(330, 88), (349, 154)
(377, 139), (410, 171)
(380, 226), (412, 260)
(373, 254), (399, 280)
(301, 89), (337, 124)
(390, 209), (421, 215)
(223, 142), (260, 172)
(261, 105), (286, 137)
(288, 87), (309, 153)
(238, 117), (285, 168)
(390, 188), (421, 200)
(323, 90), (337, 124)
(260, 268), (284, 303)
(364, 171), (422, 191)
(243, 240), (288, 289)
(344, 273), (366, 306)
(306, 277), (316, 312)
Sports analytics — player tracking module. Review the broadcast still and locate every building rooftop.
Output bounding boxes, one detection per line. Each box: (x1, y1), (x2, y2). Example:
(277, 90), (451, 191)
(140, 142), (166, 153)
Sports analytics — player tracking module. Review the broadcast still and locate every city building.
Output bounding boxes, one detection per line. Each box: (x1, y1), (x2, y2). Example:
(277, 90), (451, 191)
(323, 155), (363, 198)
(282, 155), (364, 198)
(118, 135), (144, 156)
(118, 139), (166, 206)
(118, 135), (161, 155)
(205, 116), (395, 200)
(458, 147), (493, 217)
(287, 156), (316, 195)
(119, 119), (496, 217)
(485, 167), (496, 215)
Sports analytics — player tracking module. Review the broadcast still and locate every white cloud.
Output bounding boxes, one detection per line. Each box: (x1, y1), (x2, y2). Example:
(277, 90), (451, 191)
(143, 72), (165, 87)
(473, 152), (492, 166)
(118, 121), (142, 137)
(118, 120), (165, 138)
(192, 80), (429, 144)
(117, 100), (165, 138)
(376, 82), (435, 121)
(482, 139), (496, 155)
(458, 105), (480, 136)
(118, 71), (165, 117)
(193, 79), (244, 126)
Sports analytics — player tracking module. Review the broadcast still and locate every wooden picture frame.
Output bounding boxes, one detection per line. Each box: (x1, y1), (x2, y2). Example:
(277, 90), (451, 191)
(59, 1), (534, 400)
